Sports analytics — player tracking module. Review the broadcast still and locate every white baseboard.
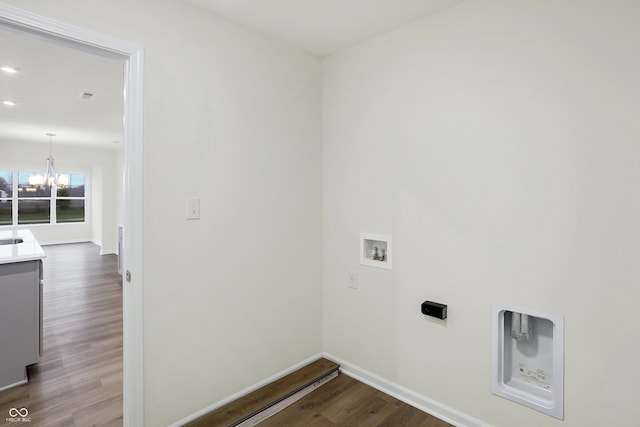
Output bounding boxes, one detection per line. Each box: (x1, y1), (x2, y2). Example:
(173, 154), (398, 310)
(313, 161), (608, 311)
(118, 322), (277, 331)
(322, 353), (492, 427)
(40, 238), (93, 246)
(169, 353), (491, 427)
(39, 239), (115, 255)
(91, 239), (116, 255)
(168, 353), (325, 427)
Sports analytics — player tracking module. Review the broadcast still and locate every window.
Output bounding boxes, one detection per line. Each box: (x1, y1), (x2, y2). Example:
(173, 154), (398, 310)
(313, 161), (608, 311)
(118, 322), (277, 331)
(0, 171), (12, 226)
(55, 174), (85, 223)
(18, 171), (52, 225)
(0, 169), (87, 226)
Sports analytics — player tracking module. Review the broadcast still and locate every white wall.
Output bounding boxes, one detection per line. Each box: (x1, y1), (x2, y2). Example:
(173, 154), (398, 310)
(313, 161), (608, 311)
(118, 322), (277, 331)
(5, 1), (639, 426)
(323, 1), (640, 426)
(0, 140), (120, 252)
(0, 1), (324, 425)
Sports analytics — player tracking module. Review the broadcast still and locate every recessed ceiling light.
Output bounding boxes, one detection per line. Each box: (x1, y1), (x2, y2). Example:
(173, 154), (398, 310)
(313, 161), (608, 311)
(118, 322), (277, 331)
(1, 65), (20, 74)
(2, 100), (16, 106)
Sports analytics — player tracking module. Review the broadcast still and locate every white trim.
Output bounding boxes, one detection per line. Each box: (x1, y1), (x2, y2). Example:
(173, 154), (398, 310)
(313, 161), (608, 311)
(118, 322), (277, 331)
(40, 239), (117, 256)
(168, 354), (325, 427)
(323, 353), (492, 427)
(121, 33), (145, 427)
(0, 4), (145, 427)
(170, 353), (490, 427)
(40, 238), (93, 246)
(0, 222), (89, 229)
(95, 241), (118, 256)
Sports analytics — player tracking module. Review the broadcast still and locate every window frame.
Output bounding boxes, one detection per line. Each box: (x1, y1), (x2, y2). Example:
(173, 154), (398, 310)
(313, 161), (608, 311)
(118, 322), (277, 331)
(53, 173), (87, 224)
(0, 169), (89, 227)
(0, 170), (12, 226)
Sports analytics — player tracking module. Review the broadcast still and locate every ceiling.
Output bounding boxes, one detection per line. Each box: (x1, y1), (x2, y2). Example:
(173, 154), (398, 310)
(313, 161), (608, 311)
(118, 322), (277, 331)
(184, 0), (465, 56)
(0, 0), (464, 151)
(0, 26), (124, 150)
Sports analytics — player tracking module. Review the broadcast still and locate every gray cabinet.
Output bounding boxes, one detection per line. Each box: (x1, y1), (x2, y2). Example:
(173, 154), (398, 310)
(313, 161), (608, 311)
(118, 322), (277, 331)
(0, 260), (42, 390)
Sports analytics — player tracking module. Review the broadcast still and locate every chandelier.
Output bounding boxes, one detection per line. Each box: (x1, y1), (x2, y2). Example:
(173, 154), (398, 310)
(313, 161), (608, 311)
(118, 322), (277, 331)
(28, 133), (68, 187)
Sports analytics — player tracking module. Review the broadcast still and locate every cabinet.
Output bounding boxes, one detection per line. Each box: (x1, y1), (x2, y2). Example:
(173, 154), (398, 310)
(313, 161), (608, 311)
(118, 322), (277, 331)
(0, 260), (42, 391)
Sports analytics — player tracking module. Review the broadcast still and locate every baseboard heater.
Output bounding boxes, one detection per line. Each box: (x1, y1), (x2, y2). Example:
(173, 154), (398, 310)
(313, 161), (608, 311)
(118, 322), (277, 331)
(184, 358), (340, 427)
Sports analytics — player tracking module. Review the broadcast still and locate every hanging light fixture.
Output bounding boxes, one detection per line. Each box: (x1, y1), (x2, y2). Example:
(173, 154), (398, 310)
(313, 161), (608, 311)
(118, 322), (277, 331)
(57, 174), (69, 187)
(28, 172), (44, 186)
(43, 133), (59, 187)
(28, 133), (59, 187)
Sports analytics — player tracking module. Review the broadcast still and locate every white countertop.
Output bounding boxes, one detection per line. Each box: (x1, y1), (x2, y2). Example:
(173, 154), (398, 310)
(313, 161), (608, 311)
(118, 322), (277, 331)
(0, 229), (46, 265)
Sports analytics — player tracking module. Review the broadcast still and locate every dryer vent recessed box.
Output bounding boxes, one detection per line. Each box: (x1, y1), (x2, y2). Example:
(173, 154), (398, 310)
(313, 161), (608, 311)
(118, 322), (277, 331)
(492, 304), (564, 420)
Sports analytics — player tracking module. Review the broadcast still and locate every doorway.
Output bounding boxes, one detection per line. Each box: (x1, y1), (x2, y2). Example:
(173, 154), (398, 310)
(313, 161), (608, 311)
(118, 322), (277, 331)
(0, 4), (144, 426)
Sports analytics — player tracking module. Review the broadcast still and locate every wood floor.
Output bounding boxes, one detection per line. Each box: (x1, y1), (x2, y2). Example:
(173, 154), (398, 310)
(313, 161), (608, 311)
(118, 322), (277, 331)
(186, 359), (340, 427)
(0, 243), (450, 427)
(0, 243), (123, 427)
(258, 373), (454, 427)
(188, 356), (453, 427)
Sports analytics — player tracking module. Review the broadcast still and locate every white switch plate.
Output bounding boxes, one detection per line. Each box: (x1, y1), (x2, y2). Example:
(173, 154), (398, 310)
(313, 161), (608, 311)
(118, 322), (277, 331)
(347, 271), (358, 289)
(187, 197), (200, 220)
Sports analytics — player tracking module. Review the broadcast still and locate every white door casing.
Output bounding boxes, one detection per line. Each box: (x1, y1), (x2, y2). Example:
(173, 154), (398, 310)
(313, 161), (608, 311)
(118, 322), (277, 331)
(0, 4), (145, 426)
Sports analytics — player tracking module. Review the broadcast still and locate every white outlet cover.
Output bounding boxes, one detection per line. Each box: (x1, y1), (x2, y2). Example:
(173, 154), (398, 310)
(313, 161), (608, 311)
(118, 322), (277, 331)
(187, 197), (200, 220)
(347, 271), (358, 289)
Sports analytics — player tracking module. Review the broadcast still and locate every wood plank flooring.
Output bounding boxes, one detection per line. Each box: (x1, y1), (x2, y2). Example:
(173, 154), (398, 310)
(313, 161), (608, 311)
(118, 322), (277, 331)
(0, 243), (123, 427)
(257, 373), (453, 427)
(185, 359), (340, 427)
(188, 356), (453, 427)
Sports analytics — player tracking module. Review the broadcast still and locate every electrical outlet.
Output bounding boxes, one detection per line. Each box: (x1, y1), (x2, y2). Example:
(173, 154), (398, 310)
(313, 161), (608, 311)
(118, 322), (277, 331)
(347, 271), (358, 289)
(187, 197), (200, 220)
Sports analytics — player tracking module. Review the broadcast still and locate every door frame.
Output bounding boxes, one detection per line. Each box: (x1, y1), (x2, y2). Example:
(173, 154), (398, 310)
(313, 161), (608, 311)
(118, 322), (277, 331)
(0, 4), (145, 426)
